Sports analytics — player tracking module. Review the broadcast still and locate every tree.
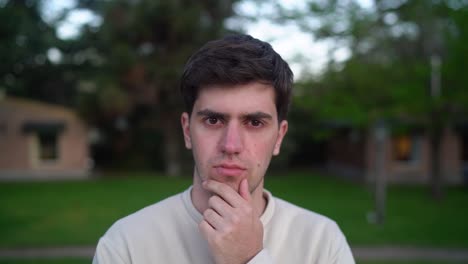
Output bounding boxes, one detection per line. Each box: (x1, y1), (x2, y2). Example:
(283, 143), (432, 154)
(0, 0), (76, 105)
(292, 0), (468, 198)
(73, 0), (241, 175)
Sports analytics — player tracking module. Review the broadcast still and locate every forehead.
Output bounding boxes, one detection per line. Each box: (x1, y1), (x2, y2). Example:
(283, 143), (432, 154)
(193, 82), (277, 115)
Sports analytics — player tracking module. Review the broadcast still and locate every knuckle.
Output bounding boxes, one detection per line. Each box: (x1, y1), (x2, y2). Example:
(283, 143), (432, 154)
(209, 180), (221, 189)
(199, 220), (208, 230)
(203, 209), (214, 219)
(215, 185), (227, 194)
(230, 214), (240, 224)
(244, 206), (253, 215)
(208, 196), (219, 206)
(222, 225), (234, 235)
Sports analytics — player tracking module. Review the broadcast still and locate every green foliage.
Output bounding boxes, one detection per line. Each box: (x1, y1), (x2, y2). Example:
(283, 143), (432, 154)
(0, 0), (244, 172)
(69, 0), (242, 173)
(444, 6), (468, 117)
(288, 2), (467, 198)
(0, 0), (74, 105)
(294, 0), (468, 129)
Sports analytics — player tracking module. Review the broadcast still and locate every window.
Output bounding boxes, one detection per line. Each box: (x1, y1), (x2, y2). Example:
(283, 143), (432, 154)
(22, 121), (65, 163)
(38, 132), (58, 161)
(392, 134), (421, 163)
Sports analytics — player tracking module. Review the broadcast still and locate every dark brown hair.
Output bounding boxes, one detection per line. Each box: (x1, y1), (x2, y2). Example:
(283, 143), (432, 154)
(180, 34), (294, 121)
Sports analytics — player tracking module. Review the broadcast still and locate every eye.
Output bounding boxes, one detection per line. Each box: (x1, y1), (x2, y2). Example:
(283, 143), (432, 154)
(204, 116), (222, 126)
(208, 117), (219, 125)
(249, 119), (263, 127)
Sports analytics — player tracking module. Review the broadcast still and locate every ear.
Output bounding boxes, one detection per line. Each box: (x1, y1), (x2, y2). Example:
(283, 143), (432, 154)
(181, 112), (192, 149)
(273, 120), (288, 156)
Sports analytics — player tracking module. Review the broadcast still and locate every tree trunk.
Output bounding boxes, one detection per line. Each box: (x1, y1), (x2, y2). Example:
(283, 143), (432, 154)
(161, 116), (182, 177)
(373, 120), (387, 225)
(429, 124), (444, 200)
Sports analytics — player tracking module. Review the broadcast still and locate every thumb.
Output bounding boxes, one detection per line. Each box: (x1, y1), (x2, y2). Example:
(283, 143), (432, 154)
(238, 178), (251, 202)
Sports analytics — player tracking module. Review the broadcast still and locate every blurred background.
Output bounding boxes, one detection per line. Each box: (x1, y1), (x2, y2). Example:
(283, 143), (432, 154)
(1, 0), (468, 263)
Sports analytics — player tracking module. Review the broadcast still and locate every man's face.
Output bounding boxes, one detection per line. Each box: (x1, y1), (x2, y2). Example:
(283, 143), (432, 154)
(181, 82), (288, 193)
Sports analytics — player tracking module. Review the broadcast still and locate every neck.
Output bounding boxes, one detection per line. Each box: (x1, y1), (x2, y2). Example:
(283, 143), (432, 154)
(191, 174), (267, 218)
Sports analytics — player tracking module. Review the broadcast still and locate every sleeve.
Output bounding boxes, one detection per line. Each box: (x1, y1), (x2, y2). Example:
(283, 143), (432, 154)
(246, 249), (274, 264)
(93, 237), (128, 264)
(328, 222), (356, 264)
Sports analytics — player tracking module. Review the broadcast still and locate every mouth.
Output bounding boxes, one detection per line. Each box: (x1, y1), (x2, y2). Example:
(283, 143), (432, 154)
(213, 164), (246, 177)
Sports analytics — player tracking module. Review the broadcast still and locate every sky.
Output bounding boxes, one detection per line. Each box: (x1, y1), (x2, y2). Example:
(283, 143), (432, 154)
(42, 0), (374, 78)
(227, 0), (332, 76)
(231, 0), (374, 76)
(41, 0), (101, 39)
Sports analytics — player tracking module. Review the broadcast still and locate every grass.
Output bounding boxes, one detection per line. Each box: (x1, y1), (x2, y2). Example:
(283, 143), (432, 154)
(1, 170), (467, 248)
(0, 172), (192, 247)
(266, 172), (468, 247)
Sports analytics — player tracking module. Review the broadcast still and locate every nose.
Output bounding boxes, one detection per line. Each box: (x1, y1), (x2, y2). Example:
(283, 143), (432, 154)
(219, 122), (243, 155)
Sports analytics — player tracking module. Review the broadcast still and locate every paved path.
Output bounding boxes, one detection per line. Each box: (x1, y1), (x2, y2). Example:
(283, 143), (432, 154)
(0, 246), (94, 259)
(1, 246), (468, 261)
(353, 246), (468, 261)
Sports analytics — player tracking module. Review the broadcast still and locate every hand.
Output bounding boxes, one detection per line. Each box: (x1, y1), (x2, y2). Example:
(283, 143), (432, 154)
(199, 179), (264, 264)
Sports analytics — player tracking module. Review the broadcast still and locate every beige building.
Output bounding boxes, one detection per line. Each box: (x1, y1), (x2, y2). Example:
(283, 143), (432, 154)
(327, 126), (466, 185)
(0, 96), (90, 180)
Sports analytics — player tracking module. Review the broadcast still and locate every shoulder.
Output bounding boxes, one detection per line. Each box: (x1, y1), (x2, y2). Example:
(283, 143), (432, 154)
(102, 191), (185, 240)
(266, 195), (355, 263)
(272, 196), (336, 224)
(270, 195), (344, 238)
(94, 192), (187, 263)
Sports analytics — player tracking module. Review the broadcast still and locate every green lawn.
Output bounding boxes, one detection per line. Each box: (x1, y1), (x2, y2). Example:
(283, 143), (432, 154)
(0, 172), (192, 247)
(1, 171), (467, 248)
(266, 173), (468, 248)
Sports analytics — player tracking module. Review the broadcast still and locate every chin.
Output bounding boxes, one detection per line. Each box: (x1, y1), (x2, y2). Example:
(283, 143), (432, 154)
(210, 174), (242, 190)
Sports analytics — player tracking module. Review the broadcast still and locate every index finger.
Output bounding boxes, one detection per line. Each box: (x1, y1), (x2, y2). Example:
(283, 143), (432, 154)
(238, 178), (251, 202)
(203, 180), (246, 208)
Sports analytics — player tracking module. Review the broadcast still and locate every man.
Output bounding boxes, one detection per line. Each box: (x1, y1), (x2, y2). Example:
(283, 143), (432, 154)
(93, 34), (355, 264)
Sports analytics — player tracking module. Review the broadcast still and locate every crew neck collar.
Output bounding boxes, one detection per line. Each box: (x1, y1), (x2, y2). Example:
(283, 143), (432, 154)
(182, 186), (275, 227)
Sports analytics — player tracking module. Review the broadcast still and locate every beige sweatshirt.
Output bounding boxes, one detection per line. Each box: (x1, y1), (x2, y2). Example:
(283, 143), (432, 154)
(93, 187), (355, 264)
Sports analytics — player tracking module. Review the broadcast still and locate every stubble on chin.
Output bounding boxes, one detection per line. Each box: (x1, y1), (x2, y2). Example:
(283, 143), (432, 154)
(194, 165), (246, 193)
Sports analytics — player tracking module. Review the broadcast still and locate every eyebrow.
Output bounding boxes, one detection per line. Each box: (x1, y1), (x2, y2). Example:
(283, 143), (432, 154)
(243, 112), (273, 120)
(196, 109), (272, 120)
(196, 109), (227, 119)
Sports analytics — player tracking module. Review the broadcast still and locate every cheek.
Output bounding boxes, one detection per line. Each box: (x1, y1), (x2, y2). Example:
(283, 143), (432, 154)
(191, 131), (218, 162)
(250, 136), (277, 165)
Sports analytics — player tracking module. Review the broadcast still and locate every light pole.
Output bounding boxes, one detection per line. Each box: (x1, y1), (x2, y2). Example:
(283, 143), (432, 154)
(369, 119), (388, 225)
